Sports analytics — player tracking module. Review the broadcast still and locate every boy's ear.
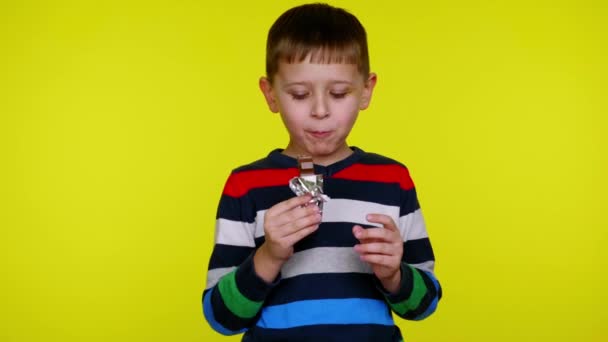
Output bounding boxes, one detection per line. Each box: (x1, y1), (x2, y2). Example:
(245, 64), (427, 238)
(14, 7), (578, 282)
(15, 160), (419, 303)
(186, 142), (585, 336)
(259, 77), (279, 113)
(359, 73), (377, 110)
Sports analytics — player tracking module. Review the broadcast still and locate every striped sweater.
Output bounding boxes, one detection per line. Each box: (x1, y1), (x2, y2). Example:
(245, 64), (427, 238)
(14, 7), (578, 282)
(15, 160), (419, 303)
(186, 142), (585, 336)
(203, 147), (442, 341)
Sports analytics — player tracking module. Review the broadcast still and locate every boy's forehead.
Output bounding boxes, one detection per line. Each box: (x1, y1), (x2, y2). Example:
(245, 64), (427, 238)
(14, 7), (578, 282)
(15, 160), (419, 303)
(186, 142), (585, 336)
(275, 61), (362, 84)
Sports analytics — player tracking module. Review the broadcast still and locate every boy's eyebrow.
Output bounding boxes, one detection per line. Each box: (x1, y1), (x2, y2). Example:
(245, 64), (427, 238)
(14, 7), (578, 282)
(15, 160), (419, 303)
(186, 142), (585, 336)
(282, 80), (354, 87)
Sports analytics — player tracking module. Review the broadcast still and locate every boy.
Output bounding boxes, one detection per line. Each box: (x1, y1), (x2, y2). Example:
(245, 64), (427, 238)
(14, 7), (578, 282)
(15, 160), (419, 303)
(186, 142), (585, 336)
(203, 3), (441, 341)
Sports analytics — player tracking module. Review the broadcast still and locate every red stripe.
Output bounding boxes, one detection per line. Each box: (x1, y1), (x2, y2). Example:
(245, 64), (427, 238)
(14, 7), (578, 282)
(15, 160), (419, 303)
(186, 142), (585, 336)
(332, 164), (415, 190)
(223, 168), (300, 197)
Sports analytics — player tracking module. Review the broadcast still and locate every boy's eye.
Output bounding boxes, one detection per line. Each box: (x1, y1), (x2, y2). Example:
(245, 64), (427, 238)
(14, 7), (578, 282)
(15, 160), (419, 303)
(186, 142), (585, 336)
(331, 92), (348, 99)
(290, 93), (309, 100)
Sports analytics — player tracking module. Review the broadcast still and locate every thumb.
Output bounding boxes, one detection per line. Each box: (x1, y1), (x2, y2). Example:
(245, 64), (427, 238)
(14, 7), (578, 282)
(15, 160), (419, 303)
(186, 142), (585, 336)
(353, 225), (364, 238)
(366, 214), (398, 231)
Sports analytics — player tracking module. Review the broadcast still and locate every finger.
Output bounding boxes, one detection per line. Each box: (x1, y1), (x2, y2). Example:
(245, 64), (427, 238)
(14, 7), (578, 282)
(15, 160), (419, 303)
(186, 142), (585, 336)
(354, 242), (394, 256)
(280, 212), (322, 236)
(353, 227), (393, 242)
(272, 204), (320, 228)
(366, 214), (398, 231)
(359, 253), (398, 267)
(282, 224), (319, 246)
(268, 194), (314, 217)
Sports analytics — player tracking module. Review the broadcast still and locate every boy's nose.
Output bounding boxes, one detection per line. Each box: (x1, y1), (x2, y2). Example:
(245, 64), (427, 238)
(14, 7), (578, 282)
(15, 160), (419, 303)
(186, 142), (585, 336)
(311, 97), (329, 118)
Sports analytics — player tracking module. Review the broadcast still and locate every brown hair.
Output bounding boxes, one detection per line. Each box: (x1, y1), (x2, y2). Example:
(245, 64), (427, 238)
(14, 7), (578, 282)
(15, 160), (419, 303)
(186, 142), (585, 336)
(265, 3), (369, 83)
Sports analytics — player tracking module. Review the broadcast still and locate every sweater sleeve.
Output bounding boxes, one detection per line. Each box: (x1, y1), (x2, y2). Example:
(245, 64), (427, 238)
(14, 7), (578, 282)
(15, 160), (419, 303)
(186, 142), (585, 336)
(376, 168), (442, 320)
(202, 173), (279, 335)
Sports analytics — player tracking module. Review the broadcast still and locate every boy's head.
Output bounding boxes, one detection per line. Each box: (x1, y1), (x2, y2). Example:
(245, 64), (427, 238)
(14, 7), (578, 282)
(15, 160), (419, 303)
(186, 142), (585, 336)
(265, 3), (370, 84)
(260, 3), (377, 166)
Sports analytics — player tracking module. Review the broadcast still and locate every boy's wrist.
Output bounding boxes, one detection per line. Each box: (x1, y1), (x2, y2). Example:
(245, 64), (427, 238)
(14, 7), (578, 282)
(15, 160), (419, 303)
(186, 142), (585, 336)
(379, 268), (402, 295)
(253, 243), (285, 284)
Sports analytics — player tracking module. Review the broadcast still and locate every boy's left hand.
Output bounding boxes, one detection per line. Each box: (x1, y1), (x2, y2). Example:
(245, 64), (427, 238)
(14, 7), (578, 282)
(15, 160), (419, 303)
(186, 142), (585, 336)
(353, 214), (403, 294)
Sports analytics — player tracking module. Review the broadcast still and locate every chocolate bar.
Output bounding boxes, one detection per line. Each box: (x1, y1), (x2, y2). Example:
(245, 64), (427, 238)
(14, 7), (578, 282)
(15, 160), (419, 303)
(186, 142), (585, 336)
(289, 156), (330, 212)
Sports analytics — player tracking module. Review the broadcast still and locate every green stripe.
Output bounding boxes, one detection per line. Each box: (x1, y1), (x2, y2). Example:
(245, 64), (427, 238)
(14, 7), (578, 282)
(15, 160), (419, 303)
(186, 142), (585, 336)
(217, 270), (263, 319)
(389, 266), (428, 315)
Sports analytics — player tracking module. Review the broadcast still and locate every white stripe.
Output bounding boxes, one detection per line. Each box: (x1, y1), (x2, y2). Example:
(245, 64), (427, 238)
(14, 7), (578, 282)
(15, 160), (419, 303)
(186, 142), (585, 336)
(215, 218), (255, 247)
(409, 260), (435, 274)
(281, 247), (372, 279)
(253, 199), (401, 239)
(254, 210), (266, 239)
(254, 199), (419, 240)
(205, 266), (236, 289)
(398, 209), (427, 241)
(322, 198), (400, 226)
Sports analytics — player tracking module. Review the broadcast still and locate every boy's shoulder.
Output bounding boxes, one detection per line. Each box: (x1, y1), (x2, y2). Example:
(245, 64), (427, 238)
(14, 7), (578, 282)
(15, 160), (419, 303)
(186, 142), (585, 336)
(230, 149), (289, 174)
(346, 148), (417, 190)
(355, 148), (407, 168)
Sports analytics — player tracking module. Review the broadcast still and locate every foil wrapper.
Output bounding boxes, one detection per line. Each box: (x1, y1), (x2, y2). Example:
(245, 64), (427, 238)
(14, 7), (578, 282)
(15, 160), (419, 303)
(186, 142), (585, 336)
(289, 156), (330, 212)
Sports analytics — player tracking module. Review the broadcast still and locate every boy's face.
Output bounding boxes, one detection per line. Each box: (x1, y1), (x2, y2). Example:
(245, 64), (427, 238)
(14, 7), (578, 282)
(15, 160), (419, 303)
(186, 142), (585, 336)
(260, 59), (376, 166)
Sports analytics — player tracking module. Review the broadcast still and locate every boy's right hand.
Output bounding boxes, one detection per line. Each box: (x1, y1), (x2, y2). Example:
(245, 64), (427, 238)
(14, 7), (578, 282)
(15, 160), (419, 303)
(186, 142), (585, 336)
(262, 194), (322, 262)
(253, 194), (321, 283)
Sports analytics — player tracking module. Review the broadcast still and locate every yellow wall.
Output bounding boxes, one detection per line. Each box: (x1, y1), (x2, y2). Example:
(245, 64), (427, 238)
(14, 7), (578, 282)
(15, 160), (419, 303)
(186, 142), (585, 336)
(1, 0), (606, 341)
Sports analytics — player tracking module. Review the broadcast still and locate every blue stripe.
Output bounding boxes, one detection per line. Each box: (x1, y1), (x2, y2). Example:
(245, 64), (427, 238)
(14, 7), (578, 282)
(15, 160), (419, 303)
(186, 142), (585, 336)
(256, 298), (394, 329)
(413, 271), (440, 320)
(203, 289), (246, 335)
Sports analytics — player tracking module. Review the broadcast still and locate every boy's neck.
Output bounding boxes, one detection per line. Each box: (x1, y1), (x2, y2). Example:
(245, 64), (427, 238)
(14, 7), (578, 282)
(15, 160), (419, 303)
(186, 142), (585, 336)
(281, 144), (353, 166)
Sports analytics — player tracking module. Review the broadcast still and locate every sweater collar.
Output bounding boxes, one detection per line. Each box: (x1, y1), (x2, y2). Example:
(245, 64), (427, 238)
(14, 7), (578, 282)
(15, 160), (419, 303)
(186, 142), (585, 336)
(267, 147), (365, 177)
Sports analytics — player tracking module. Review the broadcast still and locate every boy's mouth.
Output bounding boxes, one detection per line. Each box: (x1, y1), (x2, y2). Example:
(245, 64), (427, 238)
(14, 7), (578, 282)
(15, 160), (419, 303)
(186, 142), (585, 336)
(307, 130), (332, 138)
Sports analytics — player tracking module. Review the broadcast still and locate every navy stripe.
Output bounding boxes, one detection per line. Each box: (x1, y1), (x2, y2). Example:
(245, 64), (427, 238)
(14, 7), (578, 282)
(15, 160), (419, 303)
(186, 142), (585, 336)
(265, 273), (383, 305)
(256, 298), (394, 329)
(357, 151), (404, 166)
(208, 244), (254, 269)
(254, 236), (265, 247)
(243, 324), (402, 342)
(325, 178), (402, 207)
(295, 222), (367, 251)
(258, 225), (429, 255)
(208, 287), (252, 333)
(217, 194), (256, 222)
(248, 186), (293, 212)
(252, 222), (379, 252)
(403, 238), (435, 264)
(400, 186), (421, 216)
(248, 182), (416, 213)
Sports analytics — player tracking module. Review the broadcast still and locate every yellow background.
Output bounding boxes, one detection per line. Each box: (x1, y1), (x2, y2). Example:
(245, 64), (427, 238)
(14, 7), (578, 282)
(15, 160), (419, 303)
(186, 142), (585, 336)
(1, 0), (606, 341)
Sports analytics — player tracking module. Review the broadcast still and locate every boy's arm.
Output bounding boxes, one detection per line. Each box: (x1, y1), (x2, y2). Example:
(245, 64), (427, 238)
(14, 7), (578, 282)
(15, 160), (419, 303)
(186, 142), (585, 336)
(378, 171), (442, 321)
(202, 175), (320, 335)
(202, 174), (278, 335)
